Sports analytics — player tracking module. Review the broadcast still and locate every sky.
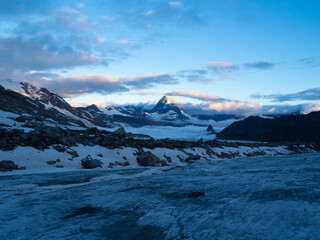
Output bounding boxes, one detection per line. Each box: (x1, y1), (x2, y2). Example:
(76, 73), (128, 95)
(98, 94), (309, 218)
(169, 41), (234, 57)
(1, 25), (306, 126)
(1, 0), (320, 116)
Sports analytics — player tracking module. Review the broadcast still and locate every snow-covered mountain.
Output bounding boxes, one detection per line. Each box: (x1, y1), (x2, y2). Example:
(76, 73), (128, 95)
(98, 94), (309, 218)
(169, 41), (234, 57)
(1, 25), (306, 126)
(147, 96), (191, 122)
(0, 79), (240, 128)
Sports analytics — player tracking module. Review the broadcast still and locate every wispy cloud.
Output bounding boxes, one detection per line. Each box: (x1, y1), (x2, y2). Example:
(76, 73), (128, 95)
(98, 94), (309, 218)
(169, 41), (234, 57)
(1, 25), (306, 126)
(168, 90), (223, 101)
(125, 74), (179, 89)
(26, 73), (180, 97)
(251, 87), (320, 102)
(207, 62), (240, 73)
(243, 61), (275, 70)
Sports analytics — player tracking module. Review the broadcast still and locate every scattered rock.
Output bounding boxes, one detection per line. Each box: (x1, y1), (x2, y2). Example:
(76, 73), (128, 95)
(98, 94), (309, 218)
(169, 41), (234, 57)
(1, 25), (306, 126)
(97, 153), (103, 157)
(56, 158), (61, 162)
(137, 151), (161, 167)
(0, 160), (18, 171)
(56, 165), (64, 168)
(123, 156), (127, 160)
(81, 155), (103, 169)
(53, 145), (66, 152)
(188, 191), (205, 198)
(113, 127), (126, 137)
(67, 150), (79, 157)
(47, 160), (56, 165)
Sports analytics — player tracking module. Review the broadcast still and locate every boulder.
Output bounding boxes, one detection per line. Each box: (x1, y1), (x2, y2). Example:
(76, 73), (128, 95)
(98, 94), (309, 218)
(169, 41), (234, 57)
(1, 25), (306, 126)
(0, 160), (18, 171)
(81, 155), (103, 169)
(16, 115), (33, 122)
(67, 150), (79, 157)
(53, 145), (67, 152)
(47, 160), (56, 165)
(137, 151), (161, 167)
(113, 127), (126, 137)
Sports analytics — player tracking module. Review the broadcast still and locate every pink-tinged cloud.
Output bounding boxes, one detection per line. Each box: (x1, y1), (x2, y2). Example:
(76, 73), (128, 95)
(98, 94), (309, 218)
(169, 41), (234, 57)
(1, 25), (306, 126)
(168, 90), (223, 101)
(207, 61), (239, 70)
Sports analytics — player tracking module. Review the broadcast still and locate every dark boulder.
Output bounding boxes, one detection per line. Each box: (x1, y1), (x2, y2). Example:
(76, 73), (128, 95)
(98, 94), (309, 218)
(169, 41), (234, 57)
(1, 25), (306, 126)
(46, 160), (56, 165)
(53, 145), (67, 152)
(137, 151), (161, 167)
(81, 155), (103, 169)
(113, 127), (126, 137)
(67, 150), (79, 157)
(0, 160), (18, 171)
(16, 115), (33, 122)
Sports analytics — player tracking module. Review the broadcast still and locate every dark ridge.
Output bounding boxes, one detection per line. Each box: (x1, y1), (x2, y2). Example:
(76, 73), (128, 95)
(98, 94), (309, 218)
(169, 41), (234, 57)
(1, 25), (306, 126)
(217, 111), (320, 142)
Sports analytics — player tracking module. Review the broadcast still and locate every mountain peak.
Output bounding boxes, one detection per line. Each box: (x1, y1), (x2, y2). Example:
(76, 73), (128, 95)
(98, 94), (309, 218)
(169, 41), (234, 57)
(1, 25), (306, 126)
(149, 95), (190, 121)
(159, 95), (175, 105)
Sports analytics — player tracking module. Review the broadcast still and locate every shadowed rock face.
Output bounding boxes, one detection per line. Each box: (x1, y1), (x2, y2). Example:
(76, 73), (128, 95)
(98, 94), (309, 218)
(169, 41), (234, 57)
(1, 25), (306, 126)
(217, 111), (320, 142)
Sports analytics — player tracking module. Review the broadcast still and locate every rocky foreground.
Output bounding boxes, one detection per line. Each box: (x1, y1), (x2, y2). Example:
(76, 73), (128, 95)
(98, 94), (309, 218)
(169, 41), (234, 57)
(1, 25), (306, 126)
(1, 121), (320, 172)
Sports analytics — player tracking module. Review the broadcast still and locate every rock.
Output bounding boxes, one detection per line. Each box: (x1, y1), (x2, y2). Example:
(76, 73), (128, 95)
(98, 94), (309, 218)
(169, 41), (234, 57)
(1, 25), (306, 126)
(188, 191), (205, 198)
(185, 155), (201, 163)
(53, 145), (66, 152)
(0, 160), (18, 171)
(97, 153), (103, 157)
(123, 156), (127, 160)
(56, 165), (64, 168)
(67, 150), (79, 157)
(56, 158), (61, 162)
(113, 127), (126, 137)
(164, 154), (172, 163)
(207, 125), (215, 134)
(47, 160), (56, 165)
(81, 155), (103, 169)
(18, 166), (26, 170)
(137, 151), (161, 167)
(160, 160), (168, 166)
(16, 115), (33, 122)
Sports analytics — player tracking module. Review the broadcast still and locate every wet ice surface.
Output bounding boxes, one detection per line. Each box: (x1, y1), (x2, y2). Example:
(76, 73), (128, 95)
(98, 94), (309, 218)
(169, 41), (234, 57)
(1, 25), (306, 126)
(1, 153), (320, 240)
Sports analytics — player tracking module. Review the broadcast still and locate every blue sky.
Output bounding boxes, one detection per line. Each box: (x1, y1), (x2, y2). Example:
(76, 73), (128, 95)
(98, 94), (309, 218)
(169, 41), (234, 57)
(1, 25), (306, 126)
(1, 0), (320, 115)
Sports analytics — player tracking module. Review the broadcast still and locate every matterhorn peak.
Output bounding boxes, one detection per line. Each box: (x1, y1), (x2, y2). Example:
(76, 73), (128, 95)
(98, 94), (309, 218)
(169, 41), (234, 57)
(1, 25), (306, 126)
(159, 95), (175, 105)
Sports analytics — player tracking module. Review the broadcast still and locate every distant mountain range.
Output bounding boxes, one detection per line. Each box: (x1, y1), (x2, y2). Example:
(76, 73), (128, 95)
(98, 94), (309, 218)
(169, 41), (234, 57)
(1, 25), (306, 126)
(0, 79), (241, 128)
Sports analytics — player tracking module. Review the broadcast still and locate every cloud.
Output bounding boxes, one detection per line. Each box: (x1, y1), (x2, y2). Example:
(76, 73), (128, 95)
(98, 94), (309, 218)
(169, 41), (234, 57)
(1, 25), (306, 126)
(296, 57), (318, 68)
(23, 73), (180, 98)
(169, 2), (182, 8)
(251, 87), (320, 102)
(0, 37), (105, 72)
(36, 74), (127, 98)
(207, 62), (239, 72)
(243, 61), (275, 70)
(176, 69), (212, 83)
(168, 90), (223, 101)
(118, 40), (135, 46)
(125, 74), (179, 89)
